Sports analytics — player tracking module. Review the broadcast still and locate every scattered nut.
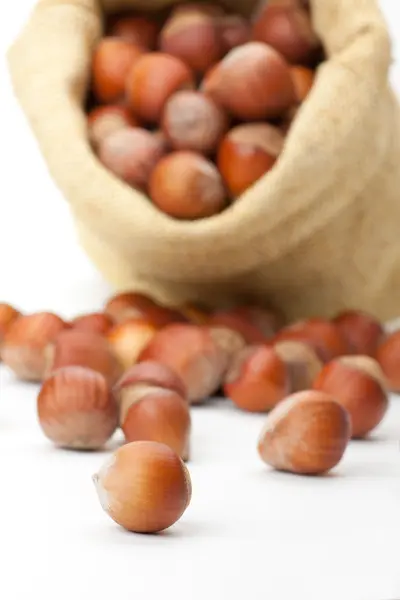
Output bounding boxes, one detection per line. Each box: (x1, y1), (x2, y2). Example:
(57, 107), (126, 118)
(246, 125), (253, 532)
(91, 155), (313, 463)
(45, 329), (123, 386)
(375, 330), (400, 392)
(273, 340), (323, 391)
(107, 319), (158, 369)
(93, 440), (192, 533)
(224, 345), (290, 412)
(2, 313), (69, 381)
(313, 356), (389, 438)
(139, 324), (226, 403)
(332, 309), (385, 357)
(72, 313), (115, 336)
(257, 390), (351, 475)
(274, 318), (349, 362)
(104, 292), (186, 326)
(0, 303), (21, 353)
(37, 366), (118, 450)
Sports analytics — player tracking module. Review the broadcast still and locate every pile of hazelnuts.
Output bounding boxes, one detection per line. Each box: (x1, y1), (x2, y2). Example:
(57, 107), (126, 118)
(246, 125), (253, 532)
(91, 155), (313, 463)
(88, 0), (322, 220)
(0, 293), (398, 534)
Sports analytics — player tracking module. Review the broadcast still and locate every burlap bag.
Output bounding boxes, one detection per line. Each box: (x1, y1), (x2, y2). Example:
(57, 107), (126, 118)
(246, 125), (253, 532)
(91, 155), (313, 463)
(7, 0), (400, 321)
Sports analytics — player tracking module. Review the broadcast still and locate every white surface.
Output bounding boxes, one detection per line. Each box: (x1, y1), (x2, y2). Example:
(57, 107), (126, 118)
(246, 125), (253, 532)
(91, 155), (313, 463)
(1, 2), (400, 599)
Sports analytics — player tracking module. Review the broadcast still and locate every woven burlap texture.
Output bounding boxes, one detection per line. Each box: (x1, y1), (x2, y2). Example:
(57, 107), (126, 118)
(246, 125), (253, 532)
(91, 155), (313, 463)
(7, 0), (400, 320)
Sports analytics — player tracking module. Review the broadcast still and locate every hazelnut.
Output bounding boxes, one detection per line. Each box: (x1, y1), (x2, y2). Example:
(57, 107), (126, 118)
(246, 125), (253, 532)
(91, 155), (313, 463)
(217, 123), (285, 197)
(92, 38), (144, 103)
(207, 326), (247, 373)
(149, 151), (226, 220)
(207, 310), (267, 344)
(202, 42), (296, 120)
(45, 329), (123, 386)
(218, 15), (251, 53)
(93, 440), (192, 533)
(162, 90), (229, 154)
(116, 361), (187, 401)
(257, 390), (351, 475)
(72, 313), (115, 336)
(109, 16), (159, 50)
(273, 340), (323, 392)
(98, 127), (167, 191)
(332, 309), (385, 357)
(2, 313), (69, 381)
(231, 304), (285, 337)
(104, 292), (186, 326)
(126, 53), (196, 124)
(252, 4), (321, 65)
(274, 318), (349, 363)
(107, 319), (157, 370)
(290, 65), (314, 102)
(0, 303), (21, 352)
(224, 345), (290, 412)
(160, 11), (224, 73)
(37, 367), (118, 450)
(313, 356), (389, 438)
(116, 384), (191, 460)
(376, 331), (400, 392)
(87, 105), (139, 149)
(139, 324), (226, 404)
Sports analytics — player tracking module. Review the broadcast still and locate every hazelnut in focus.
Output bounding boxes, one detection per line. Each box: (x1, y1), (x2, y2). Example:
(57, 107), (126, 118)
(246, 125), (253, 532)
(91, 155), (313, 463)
(115, 378), (191, 460)
(37, 367), (118, 450)
(257, 390), (351, 475)
(93, 440), (192, 533)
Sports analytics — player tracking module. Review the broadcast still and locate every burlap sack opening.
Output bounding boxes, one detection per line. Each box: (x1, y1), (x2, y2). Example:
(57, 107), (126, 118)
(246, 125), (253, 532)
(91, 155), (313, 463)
(7, 0), (400, 319)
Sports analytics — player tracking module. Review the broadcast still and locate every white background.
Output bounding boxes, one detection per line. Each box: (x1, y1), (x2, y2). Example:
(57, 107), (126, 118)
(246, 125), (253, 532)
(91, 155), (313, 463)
(1, 2), (400, 599)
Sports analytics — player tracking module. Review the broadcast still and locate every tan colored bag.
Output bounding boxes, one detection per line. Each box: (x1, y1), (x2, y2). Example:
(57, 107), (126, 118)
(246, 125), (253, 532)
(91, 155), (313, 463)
(7, 0), (400, 321)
